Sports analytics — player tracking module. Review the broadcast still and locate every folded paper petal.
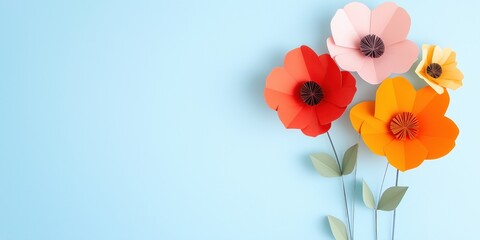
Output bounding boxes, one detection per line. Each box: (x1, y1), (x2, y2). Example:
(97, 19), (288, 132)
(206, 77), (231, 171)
(277, 100), (308, 128)
(316, 101), (346, 125)
(264, 89), (291, 111)
(370, 2), (411, 46)
(330, 8), (361, 48)
(350, 101), (375, 132)
(284, 47), (311, 82)
(373, 40), (419, 74)
(417, 116), (459, 159)
(374, 77), (416, 121)
(361, 117), (394, 155)
(327, 38), (366, 72)
(324, 71), (356, 107)
(300, 46), (324, 82)
(301, 121), (331, 137)
(265, 67), (298, 96)
(412, 86), (449, 119)
(356, 59), (383, 84)
(317, 54), (342, 91)
(384, 139), (428, 172)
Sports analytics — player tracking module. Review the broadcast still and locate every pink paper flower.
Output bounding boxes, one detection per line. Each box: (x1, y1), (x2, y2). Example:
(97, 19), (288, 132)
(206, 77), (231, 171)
(327, 2), (419, 84)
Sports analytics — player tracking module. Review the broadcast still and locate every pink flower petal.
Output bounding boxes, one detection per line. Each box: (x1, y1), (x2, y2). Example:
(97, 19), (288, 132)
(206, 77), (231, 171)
(343, 2), (371, 37)
(375, 40), (419, 73)
(330, 2), (371, 48)
(370, 2), (411, 46)
(357, 40), (419, 84)
(327, 38), (367, 72)
(357, 58), (386, 84)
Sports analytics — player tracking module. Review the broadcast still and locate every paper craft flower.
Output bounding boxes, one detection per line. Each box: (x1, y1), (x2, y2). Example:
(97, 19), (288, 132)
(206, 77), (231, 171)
(264, 45), (357, 137)
(327, 2), (419, 84)
(415, 44), (464, 94)
(350, 77), (459, 171)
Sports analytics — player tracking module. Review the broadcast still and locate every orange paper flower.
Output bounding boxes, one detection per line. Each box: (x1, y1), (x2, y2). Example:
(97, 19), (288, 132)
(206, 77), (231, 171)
(415, 44), (464, 94)
(350, 77), (459, 171)
(264, 46), (357, 137)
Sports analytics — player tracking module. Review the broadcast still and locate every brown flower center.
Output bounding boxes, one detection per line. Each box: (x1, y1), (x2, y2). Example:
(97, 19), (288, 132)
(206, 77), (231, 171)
(389, 112), (419, 141)
(426, 63), (442, 78)
(300, 81), (324, 106)
(360, 34), (385, 58)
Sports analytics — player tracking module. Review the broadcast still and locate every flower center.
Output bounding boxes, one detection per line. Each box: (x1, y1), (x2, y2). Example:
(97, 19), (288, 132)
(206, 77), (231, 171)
(426, 63), (442, 78)
(300, 81), (324, 106)
(389, 112), (419, 141)
(360, 34), (385, 58)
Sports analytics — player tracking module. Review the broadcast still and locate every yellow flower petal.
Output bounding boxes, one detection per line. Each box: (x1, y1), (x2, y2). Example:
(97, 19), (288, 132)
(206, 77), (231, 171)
(436, 78), (463, 90)
(432, 45), (445, 63)
(423, 44), (435, 64)
(441, 67), (464, 81)
(437, 48), (453, 65)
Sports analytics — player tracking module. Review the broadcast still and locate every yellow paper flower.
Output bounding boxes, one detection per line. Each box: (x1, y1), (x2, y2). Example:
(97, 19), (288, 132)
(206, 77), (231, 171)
(415, 44), (463, 94)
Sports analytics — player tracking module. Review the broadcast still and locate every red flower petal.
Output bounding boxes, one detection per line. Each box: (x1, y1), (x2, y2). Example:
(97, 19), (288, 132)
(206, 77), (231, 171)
(324, 71), (356, 107)
(301, 121), (331, 137)
(315, 101), (347, 125)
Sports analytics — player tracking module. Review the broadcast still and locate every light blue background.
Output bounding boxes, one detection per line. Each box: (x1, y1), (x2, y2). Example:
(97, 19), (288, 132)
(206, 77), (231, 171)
(1, 0), (478, 239)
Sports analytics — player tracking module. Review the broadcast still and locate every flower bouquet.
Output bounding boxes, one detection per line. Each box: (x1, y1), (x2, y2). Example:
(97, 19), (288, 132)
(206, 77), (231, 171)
(263, 2), (463, 240)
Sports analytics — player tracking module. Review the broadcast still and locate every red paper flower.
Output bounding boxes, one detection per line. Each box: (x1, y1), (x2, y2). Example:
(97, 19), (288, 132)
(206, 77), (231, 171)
(264, 46), (357, 137)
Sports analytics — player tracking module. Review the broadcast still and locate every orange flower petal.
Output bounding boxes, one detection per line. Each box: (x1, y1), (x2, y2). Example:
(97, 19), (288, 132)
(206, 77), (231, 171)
(361, 117), (394, 156)
(301, 121), (331, 137)
(417, 116), (459, 159)
(384, 139), (428, 171)
(350, 101), (375, 133)
(374, 77), (416, 122)
(412, 86), (449, 119)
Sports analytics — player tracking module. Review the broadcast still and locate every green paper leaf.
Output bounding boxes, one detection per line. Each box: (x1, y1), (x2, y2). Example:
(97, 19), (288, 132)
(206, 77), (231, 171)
(362, 180), (376, 209)
(342, 144), (358, 175)
(310, 153), (341, 177)
(377, 186), (408, 211)
(327, 215), (349, 240)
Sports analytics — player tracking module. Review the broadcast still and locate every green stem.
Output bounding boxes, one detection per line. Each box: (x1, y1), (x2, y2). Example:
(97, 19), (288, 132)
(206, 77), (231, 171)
(326, 132), (352, 239)
(351, 161), (357, 240)
(392, 169), (399, 240)
(378, 162), (389, 201)
(375, 209), (378, 240)
(374, 162), (389, 240)
(351, 134), (360, 240)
